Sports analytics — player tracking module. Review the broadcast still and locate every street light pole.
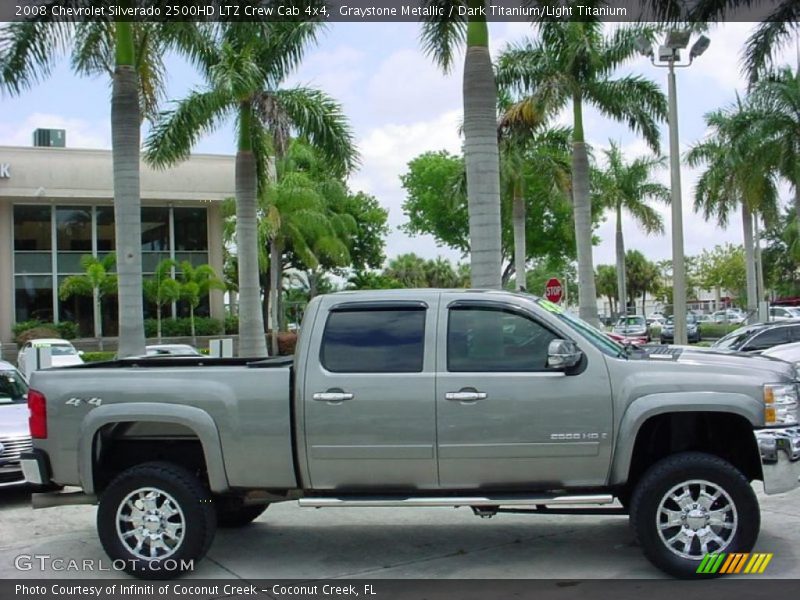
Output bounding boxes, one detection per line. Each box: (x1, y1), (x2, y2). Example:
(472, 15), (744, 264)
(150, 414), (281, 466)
(636, 31), (709, 346)
(667, 59), (688, 346)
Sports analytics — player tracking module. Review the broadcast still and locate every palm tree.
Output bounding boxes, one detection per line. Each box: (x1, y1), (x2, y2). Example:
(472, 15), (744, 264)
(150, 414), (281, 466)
(497, 92), (572, 290)
(496, 19), (667, 325)
(143, 258), (181, 343)
(385, 254), (429, 288)
(145, 23), (357, 357)
(59, 254), (117, 349)
(592, 141), (670, 314)
(263, 144), (354, 354)
(0, 18), (205, 356)
(747, 67), (800, 222)
(595, 264), (618, 317)
(176, 261), (225, 347)
(686, 103), (780, 317)
(420, 0), (502, 288)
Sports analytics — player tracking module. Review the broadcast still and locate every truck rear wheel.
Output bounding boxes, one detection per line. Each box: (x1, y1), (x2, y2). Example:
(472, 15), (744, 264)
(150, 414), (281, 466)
(97, 461), (217, 579)
(630, 452), (760, 579)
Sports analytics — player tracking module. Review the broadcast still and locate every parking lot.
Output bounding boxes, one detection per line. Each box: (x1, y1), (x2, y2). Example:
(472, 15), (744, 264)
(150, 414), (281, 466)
(1, 485), (799, 580)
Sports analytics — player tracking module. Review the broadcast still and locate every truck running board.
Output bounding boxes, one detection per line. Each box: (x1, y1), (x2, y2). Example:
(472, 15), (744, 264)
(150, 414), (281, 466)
(298, 494), (614, 509)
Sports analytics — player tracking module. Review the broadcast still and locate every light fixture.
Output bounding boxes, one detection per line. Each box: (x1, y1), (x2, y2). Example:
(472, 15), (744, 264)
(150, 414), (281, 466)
(665, 30), (691, 50)
(634, 36), (653, 58)
(690, 35), (711, 59)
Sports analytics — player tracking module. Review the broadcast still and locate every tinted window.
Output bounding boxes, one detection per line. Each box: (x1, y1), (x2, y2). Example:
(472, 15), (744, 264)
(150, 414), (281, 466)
(745, 327), (788, 351)
(448, 307), (558, 372)
(320, 309), (425, 373)
(789, 325), (800, 342)
(0, 370), (28, 404)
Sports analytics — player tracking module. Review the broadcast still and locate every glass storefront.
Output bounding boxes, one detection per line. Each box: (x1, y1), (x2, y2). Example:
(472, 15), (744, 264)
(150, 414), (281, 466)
(13, 204), (210, 337)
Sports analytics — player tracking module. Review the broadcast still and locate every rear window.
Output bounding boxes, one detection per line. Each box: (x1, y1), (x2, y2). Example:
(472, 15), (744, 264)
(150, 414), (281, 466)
(320, 309), (426, 373)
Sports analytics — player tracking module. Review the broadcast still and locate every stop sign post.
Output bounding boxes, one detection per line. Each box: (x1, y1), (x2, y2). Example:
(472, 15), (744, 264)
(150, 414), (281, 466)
(545, 277), (563, 304)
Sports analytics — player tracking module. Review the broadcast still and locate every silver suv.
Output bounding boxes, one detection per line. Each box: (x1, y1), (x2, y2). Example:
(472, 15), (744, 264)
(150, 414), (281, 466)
(0, 360), (31, 487)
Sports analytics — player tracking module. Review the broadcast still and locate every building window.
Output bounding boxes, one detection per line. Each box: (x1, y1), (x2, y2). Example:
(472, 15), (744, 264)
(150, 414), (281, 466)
(96, 206), (115, 252)
(13, 205), (51, 251)
(14, 274), (54, 324)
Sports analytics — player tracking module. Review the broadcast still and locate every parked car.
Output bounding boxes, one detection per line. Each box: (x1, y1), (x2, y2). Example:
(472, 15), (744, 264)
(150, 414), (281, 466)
(23, 289), (800, 579)
(646, 312), (665, 326)
(612, 315), (650, 342)
(0, 360), (30, 487)
(769, 306), (800, 322)
(761, 341), (800, 366)
(712, 321), (800, 353)
(659, 314), (701, 344)
(144, 344), (203, 357)
(605, 331), (648, 346)
(17, 338), (84, 375)
(712, 309), (746, 324)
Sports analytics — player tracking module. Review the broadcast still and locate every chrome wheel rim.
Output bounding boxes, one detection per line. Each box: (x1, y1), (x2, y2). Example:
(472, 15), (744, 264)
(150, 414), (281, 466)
(656, 479), (737, 560)
(115, 487), (185, 560)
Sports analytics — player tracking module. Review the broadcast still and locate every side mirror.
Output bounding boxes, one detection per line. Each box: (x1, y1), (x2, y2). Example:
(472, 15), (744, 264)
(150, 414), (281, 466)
(547, 339), (583, 370)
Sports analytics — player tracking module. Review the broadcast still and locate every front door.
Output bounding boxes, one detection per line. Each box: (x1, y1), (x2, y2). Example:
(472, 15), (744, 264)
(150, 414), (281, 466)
(435, 300), (613, 490)
(303, 296), (439, 491)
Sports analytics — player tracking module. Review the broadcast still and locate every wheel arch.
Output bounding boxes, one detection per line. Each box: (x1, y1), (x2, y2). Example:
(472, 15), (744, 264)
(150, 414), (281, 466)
(79, 403), (229, 494)
(610, 393), (763, 488)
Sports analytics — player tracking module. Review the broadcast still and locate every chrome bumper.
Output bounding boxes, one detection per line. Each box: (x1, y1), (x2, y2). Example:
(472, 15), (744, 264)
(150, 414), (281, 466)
(19, 450), (49, 486)
(755, 427), (800, 494)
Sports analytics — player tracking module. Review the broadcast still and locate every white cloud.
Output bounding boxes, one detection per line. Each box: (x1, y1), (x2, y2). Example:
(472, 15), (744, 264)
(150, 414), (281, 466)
(0, 113), (110, 149)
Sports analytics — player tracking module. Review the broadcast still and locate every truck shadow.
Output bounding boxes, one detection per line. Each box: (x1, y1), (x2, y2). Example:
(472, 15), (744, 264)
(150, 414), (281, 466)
(0, 484), (32, 508)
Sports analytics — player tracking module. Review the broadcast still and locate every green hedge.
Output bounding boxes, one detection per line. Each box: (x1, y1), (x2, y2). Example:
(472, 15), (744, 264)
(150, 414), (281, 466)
(144, 317), (223, 338)
(13, 319), (78, 342)
(82, 351), (117, 362)
(699, 323), (741, 339)
(224, 315), (239, 335)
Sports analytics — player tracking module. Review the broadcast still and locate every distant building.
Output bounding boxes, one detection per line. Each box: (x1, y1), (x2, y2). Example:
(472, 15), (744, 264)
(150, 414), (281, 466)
(0, 133), (233, 343)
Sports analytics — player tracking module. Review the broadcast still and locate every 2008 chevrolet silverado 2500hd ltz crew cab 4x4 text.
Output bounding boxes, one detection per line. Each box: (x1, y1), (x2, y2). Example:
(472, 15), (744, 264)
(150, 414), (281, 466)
(19, 290), (800, 579)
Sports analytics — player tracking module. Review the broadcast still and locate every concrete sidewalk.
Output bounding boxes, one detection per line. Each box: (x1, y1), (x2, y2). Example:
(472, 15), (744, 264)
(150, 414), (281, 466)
(0, 485), (798, 579)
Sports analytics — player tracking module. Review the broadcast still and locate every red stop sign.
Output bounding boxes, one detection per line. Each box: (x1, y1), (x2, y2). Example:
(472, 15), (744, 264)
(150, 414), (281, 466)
(545, 278), (563, 303)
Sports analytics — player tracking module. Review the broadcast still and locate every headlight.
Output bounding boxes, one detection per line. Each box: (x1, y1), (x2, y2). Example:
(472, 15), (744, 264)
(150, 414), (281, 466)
(764, 383), (799, 426)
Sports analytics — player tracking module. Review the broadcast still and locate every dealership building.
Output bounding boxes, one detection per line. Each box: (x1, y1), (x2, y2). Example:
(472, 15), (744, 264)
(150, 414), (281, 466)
(0, 131), (233, 345)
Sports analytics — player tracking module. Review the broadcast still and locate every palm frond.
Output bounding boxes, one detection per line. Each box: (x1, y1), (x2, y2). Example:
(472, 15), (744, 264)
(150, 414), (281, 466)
(419, 0), (467, 72)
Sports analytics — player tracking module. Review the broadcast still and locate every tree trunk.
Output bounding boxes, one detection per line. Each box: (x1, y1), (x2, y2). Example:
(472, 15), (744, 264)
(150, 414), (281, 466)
(512, 177), (526, 291)
(269, 237), (280, 357)
(112, 39), (145, 358)
(754, 216), (765, 304)
(615, 204), (627, 315)
(642, 290), (647, 316)
(795, 181), (800, 227)
(156, 303), (162, 343)
(715, 286), (721, 312)
(742, 205), (758, 321)
(235, 102), (268, 358)
(571, 95), (600, 326)
(462, 8), (502, 289)
(190, 304), (197, 348)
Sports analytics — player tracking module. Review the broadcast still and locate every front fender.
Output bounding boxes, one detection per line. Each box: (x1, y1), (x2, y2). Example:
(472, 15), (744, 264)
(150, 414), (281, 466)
(609, 392), (762, 486)
(78, 403), (229, 494)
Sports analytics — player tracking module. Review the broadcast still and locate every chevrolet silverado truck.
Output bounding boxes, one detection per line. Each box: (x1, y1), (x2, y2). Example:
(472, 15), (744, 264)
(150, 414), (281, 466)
(20, 290), (800, 579)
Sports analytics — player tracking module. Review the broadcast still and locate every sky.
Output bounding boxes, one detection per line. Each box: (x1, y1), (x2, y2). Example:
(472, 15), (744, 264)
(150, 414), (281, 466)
(0, 21), (797, 270)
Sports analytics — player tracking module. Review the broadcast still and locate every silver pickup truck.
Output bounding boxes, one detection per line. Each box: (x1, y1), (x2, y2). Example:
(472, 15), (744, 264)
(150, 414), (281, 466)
(20, 290), (800, 579)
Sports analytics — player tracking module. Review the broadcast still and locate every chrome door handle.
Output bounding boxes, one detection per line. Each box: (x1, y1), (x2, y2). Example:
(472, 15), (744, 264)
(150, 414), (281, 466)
(313, 392), (354, 402)
(445, 391), (488, 402)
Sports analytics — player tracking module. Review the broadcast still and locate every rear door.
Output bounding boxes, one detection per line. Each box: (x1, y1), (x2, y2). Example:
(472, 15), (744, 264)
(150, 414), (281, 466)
(435, 298), (614, 490)
(303, 295), (439, 491)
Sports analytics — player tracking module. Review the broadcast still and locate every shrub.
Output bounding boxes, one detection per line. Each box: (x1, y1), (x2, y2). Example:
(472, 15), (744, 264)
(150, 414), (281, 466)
(144, 317), (223, 338)
(276, 332), (297, 356)
(82, 351), (116, 363)
(16, 326), (61, 345)
(224, 315), (239, 335)
(699, 323), (741, 340)
(13, 320), (78, 343)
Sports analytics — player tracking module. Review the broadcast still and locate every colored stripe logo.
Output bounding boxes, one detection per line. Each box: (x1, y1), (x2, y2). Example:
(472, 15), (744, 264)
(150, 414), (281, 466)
(696, 553), (773, 574)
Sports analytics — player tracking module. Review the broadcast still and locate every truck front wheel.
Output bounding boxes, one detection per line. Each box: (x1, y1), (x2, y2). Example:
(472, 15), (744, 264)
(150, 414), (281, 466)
(97, 461), (217, 579)
(630, 452), (760, 579)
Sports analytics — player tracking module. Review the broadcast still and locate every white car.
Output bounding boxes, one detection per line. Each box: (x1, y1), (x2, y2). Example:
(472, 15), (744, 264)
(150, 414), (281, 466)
(712, 309), (746, 324)
(0, 360), (30, 487)
(761, 341), (800, 366)
(769, 306), (800, 322)
(17, 338), (84, 376)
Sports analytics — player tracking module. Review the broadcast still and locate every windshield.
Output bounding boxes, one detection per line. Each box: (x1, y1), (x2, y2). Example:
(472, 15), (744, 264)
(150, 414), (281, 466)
(713, 326), (757, 350)
(37, 344), (77, 356)
(666, 314), (698, 325)
(616, 317), (645, 327)
(0, 369), (28, 404)
(534, 298), (625, 358)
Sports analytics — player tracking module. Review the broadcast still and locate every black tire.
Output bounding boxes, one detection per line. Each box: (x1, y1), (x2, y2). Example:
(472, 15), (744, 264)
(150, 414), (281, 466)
(630, 452), (760, 579)
(215, 498), (269, 527)
(97, 461), (217, 580)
